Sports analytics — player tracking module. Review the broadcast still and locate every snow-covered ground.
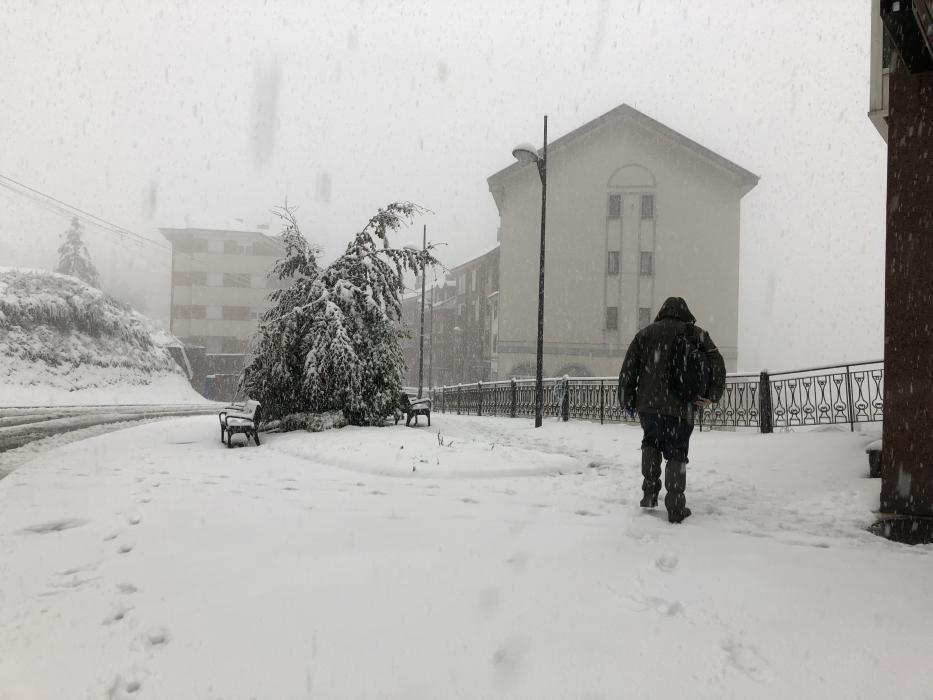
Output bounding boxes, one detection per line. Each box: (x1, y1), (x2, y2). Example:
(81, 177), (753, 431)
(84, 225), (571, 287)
(0, 414), (929, 699)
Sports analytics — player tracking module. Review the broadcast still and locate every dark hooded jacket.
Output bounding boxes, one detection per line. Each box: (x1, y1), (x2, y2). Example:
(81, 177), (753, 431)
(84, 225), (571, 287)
(618, 297), (726, 422)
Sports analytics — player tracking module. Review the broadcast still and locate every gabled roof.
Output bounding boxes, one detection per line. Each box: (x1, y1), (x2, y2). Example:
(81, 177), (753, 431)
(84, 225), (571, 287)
(488, 103), (759, 196)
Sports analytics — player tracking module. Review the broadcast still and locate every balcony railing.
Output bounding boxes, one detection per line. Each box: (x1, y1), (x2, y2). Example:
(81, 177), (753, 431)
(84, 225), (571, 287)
(430, 360), (884, 432)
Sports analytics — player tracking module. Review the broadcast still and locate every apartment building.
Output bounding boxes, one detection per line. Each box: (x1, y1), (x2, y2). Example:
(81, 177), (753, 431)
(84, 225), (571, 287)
(487, 103), (758, 379)
(160, 228), (285, 354)
(401, 246), (500, 388)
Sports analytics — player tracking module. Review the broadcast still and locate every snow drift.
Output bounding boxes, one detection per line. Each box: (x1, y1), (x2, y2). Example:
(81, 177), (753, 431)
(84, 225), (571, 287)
(0, 267), (202, 406)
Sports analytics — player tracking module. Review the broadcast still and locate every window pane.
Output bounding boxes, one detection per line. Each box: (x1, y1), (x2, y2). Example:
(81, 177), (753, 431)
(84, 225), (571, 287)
(606, 306), (618, 330)
(222, 305), (250, 321)
(638, 307), (651, 329)
(607, 251), (620, 275)
(608, 194), (622, 219)
(223, 272), (250, 288)
(641, 194), (655, 219)
(640, 252), (654, 276)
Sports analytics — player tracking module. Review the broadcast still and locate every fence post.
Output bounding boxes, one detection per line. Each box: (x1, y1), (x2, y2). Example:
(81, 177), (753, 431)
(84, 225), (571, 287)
(510, 379), (517, 418)
(561, 377), (570, 422)
(457, 383), (462, 415)
(600, 380), (605, 424)
(759, 371), (773, 434)
(845, 365), (855, 432)
(477, 381), (483, 416)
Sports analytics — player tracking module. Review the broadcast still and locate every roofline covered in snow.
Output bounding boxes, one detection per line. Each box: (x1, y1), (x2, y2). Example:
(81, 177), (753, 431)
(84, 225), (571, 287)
(159, 227), (285, 249)
(487, 103), (759, 200)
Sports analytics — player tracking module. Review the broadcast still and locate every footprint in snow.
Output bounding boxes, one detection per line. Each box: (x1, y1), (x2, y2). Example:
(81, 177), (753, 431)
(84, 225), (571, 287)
(655, 552), (679, 573)
(721, 639), (770, 680)
(117, 583), (138, 594)
(117, 543), (134, 555)
(632, 595), (683, 617)
(461, 498), (480, 504)
(127, 515), (141, 526)
(145, 628), (170, 648)
(506, 552), (530, 570)
(107, 676), (142, 699)
(490, 637), (529, 688)
(102, 607), (131, 626)
(18, 518), (88, 535)
(574, 509), (601, 517)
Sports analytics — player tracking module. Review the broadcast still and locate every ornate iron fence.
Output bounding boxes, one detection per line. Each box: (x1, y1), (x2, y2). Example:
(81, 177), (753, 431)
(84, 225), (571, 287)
(431, 360), (884, 433)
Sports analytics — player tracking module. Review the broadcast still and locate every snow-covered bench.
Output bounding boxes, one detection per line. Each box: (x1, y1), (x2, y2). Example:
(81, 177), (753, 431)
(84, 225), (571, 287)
(219, 400), (262, 447)
(397, 392), (432, 427)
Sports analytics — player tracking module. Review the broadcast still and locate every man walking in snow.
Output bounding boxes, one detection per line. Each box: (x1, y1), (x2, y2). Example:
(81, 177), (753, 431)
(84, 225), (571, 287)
(618, 297), (726, 523)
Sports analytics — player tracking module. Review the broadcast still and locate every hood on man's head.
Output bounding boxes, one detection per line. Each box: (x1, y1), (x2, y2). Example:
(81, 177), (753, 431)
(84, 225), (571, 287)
(655, 297), (696, 324)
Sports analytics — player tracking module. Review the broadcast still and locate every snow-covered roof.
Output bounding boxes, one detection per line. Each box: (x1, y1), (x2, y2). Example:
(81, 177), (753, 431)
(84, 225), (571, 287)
(487, 103), (759, 196)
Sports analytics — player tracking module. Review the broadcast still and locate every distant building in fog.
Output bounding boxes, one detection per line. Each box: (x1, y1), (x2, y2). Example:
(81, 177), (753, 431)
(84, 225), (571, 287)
(402, 246), (500, 388)
(487, 103), (758, 379)
(160, 228), (284, 354)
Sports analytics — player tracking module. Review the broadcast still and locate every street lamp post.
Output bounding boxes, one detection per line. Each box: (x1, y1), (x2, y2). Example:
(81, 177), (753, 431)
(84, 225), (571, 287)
(512, 115), (548, 428)
(405, 226), (428, 399)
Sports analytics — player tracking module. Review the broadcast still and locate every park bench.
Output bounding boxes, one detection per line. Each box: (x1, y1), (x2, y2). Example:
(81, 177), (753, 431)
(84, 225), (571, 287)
(396, 392), (432, 427)
(219, 399), (262, 447)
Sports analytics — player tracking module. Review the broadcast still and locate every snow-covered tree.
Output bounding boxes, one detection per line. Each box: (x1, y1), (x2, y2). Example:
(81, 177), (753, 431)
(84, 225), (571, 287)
(241, 202), (436, 425)
(56, 217), (100, 288)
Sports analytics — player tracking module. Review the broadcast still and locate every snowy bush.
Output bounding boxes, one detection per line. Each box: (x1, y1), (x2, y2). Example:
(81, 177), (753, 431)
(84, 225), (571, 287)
(241, 202), (437, 425)
(0, 268), (185, 391)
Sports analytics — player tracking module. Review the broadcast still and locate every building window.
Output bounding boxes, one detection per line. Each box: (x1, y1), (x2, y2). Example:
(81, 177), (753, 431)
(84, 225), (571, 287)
(222, 306), (250, 321)
(221, 336), (244, 353)
(172, 271), (206, 286)
(172, 304), (206, 320)
(206, 272), (223, 287)
(607, 251), (620, 276)
(223, 272), (251, 288)
(206, 305), (222, 320)
(471, 269), (477, 292)
(208, 239), (224, 253)
(641, 194), (655, 220)
(176, 238), (208, 253)
(608, 194), (622, 219)
(224, 240), (238, 254)
(606, 306), (618, 331)
(249, 310), (262, 321)
(492, 334), (498, 352)
(640, 252), (654, 276)
(638, 307), (652, 329)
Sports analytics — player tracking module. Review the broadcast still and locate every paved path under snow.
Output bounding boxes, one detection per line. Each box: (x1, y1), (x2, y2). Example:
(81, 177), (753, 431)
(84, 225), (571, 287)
(0, 404), (218, 457)
(0, 414), (929, 700)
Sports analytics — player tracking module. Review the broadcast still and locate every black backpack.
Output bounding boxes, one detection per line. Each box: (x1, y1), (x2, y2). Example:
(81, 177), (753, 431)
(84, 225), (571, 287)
(670, 328), (710, 403)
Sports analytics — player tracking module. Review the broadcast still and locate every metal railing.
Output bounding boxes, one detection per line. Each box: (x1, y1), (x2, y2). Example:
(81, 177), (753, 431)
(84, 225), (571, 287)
(431, 360), (884, 432)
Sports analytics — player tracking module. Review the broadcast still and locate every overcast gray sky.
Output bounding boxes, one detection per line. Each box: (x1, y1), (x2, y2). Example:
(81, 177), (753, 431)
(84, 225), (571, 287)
(0, 0), (885, 372)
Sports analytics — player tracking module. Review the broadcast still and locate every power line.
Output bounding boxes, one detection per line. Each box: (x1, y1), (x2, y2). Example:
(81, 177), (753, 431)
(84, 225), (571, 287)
(0, 173), (171, 253)
(0, 173), (276, 287)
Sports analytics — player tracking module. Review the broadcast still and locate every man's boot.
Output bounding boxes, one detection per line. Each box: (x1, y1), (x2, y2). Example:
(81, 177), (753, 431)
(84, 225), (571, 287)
(664, 460), (691, 523)
(640, 447), (662, 507)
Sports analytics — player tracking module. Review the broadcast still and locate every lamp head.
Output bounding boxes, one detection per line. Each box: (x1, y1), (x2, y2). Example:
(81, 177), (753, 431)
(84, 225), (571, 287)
(511, 143), (540, 165)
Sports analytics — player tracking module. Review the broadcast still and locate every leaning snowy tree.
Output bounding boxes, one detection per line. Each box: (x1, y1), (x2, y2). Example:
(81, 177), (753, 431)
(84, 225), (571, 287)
(56, 217), (100, 288)
(241, 201), (437, 425)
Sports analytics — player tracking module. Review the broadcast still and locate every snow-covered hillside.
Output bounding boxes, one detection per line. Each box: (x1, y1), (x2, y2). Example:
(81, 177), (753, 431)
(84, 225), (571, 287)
(0, 267), (202, 405)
